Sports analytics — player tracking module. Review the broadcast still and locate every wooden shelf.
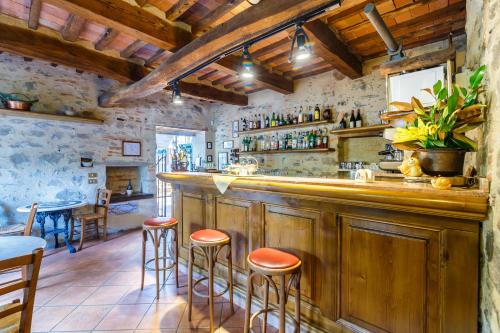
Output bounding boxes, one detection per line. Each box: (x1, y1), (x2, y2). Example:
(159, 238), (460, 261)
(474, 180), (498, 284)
(0, 108), (103, 124)
(238, 120), (332, 135)
(330, 124), (391, 138)
(239, 148), (335, 155)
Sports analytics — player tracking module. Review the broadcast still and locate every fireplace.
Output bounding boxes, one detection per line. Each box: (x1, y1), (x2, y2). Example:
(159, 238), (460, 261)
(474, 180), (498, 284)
(105, 166), (154, 203)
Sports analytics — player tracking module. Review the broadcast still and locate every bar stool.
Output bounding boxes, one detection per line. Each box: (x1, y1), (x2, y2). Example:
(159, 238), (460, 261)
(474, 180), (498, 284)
(188, 229), (234, 333)
(141, 217), (179, 298)
(244, 248), (302, 333)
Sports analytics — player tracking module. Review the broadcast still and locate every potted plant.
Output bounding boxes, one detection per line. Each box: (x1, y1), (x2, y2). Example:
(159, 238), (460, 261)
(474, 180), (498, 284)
(386, 66), (486, 176)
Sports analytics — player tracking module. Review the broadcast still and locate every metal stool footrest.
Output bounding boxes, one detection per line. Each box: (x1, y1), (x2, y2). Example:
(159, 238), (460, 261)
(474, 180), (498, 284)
(145, 256), (177, 272)
(192, 276), (230, 298)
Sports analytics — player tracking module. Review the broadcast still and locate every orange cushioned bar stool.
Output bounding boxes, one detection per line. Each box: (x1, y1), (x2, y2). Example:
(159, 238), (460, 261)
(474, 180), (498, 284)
(188, 229), (234, 333)
(141, 217), (179, 298)
(244, 248), (302, 333)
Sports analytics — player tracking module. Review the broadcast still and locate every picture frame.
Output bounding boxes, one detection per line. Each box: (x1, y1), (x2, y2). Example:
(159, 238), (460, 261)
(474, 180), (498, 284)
(207, 141), (213, 150)
(232, 120), (239, 132)
(122, 141), (142, 156)
(218, 152), (228, 170)
(223, 140), (234, 149)
(206, 155), (213, 162)
(232, 131), (238, 138)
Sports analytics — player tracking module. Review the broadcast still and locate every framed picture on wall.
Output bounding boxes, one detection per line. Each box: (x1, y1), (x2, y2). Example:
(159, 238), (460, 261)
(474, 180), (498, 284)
(218, 152), (228, 170)
(122, 141), (142, 156)
(207, 141), (213, 150)
(223, 140), (233, 149)
(207, 155), (213, 162)
(232, 120), (239, 138)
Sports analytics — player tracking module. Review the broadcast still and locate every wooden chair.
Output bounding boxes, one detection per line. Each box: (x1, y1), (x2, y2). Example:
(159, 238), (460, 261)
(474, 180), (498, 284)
(70, 189), (112, 251)
(0, 248), (43, 333)
(0, 203), (38, 237)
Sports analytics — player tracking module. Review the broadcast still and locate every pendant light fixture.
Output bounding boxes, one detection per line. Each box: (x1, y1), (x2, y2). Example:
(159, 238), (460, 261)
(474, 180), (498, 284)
(171, 81), (183, 105)
(289, 23), (312, 63)
(239, 45), (255, 80)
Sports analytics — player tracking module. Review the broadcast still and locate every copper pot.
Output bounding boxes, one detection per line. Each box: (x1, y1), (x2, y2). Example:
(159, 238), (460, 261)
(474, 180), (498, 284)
(414, 149), (466, 176)
(1, 93), (38, 111)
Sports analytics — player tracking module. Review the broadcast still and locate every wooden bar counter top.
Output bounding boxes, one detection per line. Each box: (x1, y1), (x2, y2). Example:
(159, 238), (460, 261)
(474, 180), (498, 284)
(158, 172), (489, 333)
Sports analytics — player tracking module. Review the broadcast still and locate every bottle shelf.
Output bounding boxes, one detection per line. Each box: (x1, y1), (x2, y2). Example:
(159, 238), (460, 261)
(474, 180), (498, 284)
(238, 120), (332, 135)
(239, 148), (335, 155)
(330, 124), (391, 138)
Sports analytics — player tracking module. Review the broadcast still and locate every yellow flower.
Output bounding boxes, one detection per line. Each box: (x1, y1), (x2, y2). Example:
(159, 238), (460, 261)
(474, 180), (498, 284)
(427, 124), (438, 135)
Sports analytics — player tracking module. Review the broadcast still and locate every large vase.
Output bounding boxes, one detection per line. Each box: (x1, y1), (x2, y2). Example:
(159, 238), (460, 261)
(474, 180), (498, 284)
(414, 149), (466, 176)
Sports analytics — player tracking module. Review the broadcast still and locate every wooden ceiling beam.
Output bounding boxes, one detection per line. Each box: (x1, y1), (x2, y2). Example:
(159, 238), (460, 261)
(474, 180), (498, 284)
(192, 0), (246, 36)
(60, 14), (86, 42)
(145, 49), (168, 67)
(121, 40), (148, 58)
(165, 0), (198, 21)
(214, 55), (293, 94)
(0, 22), (246, 106)
(251, 37), (290, 59)
(94, 28), (120, 51)
(303, 20), (362, 78)
(212, 74), (233, 86)
(135, 0), (149, 6)
(99, 0), (332, 107)
(293, 64), (334, 79)
(28, 0), (42, 30)
(42, 0), (192, 50)
(198, 69), (218, 81)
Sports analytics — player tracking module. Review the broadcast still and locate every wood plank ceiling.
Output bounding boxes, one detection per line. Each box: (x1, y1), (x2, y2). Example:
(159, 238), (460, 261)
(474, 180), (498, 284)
(0, 0), (465, 106)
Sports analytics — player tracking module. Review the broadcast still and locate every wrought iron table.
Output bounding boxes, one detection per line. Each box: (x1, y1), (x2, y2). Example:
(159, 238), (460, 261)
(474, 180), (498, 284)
(0, 236), (47, 261)
(16, 201), (86, 253)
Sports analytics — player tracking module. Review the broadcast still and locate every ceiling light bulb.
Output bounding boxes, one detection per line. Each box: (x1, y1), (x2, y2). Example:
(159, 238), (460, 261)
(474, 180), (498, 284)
(289, 23), (313, 63)
(171, 81), (183, 105)
(239, 46), (255, 81)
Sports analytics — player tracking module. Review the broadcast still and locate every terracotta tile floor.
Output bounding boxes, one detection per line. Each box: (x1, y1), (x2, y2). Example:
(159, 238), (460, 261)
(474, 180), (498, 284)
(1, 231), (279, 333)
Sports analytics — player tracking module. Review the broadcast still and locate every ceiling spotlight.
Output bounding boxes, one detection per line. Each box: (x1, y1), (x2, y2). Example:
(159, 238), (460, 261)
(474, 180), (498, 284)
(246, 0), (261, 4)
(171, 81), (183, 105)
(289, 23), (312, 63)
(239, 45), (255, 81)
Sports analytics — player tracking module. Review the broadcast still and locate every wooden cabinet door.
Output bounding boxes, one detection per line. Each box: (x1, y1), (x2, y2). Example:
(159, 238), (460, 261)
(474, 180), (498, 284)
(215, 197), (260, 275)
(339, 215), (440, 333)
(180, 192), (207, 251)
(263, 204), (322, 303)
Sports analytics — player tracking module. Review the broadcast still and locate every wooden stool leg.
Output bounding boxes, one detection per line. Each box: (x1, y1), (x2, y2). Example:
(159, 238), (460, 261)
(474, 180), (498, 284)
(162, 229), (167, 283)
(294, 271), (301, 333)
(153, 229), (160, 299)
(243, 270), (253, 333)
(141, 229), (147, 290)
(78, 221), (86, 251)
(278, 275), (286, 333)
(188, 244), (194, 321)
(262, 278), (270, 333)
(227, 242), (234, 314)
(208, 246), (215, 333)
(174, 226), (179, 288)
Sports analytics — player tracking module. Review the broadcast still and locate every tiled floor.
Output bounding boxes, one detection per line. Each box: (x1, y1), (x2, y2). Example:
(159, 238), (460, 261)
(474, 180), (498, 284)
(1, 231), (278, 333)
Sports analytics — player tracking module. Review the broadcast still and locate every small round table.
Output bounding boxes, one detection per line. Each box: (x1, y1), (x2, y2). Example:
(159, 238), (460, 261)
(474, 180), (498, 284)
(17, 201), (86, 253)
(0, 236), (47, 261)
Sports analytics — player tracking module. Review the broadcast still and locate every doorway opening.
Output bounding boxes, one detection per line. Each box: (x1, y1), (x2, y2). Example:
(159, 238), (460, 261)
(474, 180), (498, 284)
(155, 126), (206, 217)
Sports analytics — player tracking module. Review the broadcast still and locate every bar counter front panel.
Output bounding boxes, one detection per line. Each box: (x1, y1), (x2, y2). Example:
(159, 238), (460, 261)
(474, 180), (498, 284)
(158, 172), (487, 333)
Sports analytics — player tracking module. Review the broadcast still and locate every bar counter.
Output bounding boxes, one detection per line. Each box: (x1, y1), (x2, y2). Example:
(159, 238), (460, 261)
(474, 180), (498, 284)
(158, 172), (488, 333)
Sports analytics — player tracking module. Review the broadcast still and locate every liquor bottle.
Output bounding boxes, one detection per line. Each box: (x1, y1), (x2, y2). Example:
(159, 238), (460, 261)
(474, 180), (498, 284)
(271, 112), (276, 127)
(298, 106), (304, 123)
(355, 109), (363, 128)
(315, 129), (322, 147)
(256, 114), (260, 129)
(322, 128), (329, 148)
(349, 110), (356, 128)
(241, 118), (246, 131)
(323, 105), (331, 121)
(248, 116), (253, 129)
(314, 104), (321, 121)
(280, 114), (285, 126)
(292, 131), (298, 150)
(254, 115), (258, 129)
(260, 113), (265, 129)
(293, 107), (298, 124)
(308, 131), (315, 149)
(303, 132), (308, 149)
(265, 114), (270, 128)
(287, 133), (293, 150)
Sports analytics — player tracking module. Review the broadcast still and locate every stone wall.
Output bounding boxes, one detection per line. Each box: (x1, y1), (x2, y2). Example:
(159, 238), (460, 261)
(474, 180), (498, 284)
(0, 52), (210, 232)
(465, 0), (500, 331)
(209, 36), (466, 177)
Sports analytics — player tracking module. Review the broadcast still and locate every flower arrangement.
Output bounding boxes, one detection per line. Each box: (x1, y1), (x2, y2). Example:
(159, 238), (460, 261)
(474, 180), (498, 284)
(389, 66), (486, 151)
